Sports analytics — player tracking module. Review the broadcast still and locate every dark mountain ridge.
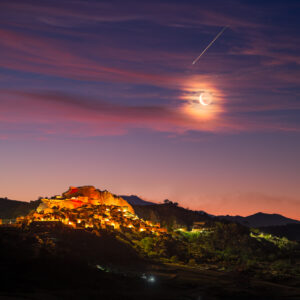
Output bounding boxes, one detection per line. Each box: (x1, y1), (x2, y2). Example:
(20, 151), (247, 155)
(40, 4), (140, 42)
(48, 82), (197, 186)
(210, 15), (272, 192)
(122, 195), (300, 228)
(1, 196), (299, 231)
(120, 195), (156, 206)
(218, 212), (300, 228)
(0, 198), (40, 219)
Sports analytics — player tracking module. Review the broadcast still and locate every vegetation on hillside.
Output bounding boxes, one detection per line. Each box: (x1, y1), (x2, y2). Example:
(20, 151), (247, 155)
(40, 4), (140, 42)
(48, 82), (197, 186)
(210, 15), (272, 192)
(119, 222), (299, 277)
(133, 201), (211, 231)
(260, 224), (300, 241)
(1, 225), (299, 300)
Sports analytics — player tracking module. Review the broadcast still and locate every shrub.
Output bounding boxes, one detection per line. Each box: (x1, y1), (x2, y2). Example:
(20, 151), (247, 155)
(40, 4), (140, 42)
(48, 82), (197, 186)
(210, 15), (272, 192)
(170, 255), (178, 263)
(188, 258), (196, 266)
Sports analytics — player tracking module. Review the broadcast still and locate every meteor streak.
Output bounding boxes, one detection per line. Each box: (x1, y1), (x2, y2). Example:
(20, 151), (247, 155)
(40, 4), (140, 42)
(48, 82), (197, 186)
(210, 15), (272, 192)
(192, 26), (228, 65)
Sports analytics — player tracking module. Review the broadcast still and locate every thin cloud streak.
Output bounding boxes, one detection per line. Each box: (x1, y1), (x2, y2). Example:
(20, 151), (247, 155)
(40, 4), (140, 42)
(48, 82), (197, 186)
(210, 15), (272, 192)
(0, 0), (265, 29)
(0, 90), (299, 141)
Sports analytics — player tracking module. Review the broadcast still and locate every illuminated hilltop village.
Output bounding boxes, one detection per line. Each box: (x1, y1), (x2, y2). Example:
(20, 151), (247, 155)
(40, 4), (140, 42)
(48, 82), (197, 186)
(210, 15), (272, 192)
(18, 186), (166, 234)
(37, 186), (135, 214)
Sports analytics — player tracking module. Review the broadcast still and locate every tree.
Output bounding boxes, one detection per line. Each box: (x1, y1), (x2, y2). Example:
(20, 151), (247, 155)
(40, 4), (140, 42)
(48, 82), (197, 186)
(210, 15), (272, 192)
(188, 258), (196, 266)
(139, 237), (154, 253)
(170, 255), (178, 263)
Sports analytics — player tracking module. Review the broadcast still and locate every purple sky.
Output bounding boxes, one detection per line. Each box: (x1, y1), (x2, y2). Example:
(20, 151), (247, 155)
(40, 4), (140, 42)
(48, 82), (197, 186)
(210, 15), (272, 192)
(0, 0), (299, 219)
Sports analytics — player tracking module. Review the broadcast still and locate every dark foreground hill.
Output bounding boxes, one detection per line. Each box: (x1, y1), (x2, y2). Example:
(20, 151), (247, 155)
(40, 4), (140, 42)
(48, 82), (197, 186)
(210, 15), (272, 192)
(0, 226), (300, 300)
(0, 194), (299, 299)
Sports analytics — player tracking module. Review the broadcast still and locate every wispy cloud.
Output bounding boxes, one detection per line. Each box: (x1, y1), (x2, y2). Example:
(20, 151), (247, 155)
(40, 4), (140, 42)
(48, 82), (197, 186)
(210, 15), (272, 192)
(0, 0), (264, 29)
(0, 89), (299, 141)
(0, 0), (299, 139)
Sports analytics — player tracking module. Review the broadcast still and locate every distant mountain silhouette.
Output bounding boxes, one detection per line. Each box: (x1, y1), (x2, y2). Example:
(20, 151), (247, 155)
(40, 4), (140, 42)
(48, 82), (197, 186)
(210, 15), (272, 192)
(218, 212), (300, 228)
(1, 196), (299, 231)
(0, 198), (40, 219)
(120, 195), (156, 206)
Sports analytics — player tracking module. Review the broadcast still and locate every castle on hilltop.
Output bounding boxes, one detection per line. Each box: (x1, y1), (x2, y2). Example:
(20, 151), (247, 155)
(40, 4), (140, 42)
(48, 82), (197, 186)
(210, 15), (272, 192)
(16, 185), (166, 234)
(37, 186), (135, 214)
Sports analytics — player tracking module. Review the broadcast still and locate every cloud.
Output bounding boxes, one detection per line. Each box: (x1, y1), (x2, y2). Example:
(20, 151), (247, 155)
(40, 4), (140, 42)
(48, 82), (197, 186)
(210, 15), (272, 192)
(0, 28), (186, 87)
(0, 0), (299, 139)
(0, 90), (209, 138)
(0, 0), (264, 29)
(0, 88), (299, 142)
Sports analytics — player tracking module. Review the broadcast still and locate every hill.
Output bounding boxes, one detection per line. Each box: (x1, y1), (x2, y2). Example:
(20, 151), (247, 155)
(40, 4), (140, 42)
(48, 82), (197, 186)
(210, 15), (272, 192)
(0, 198), (39, 219)
(218, 212), (300, 228)
(120, 195), (156, 206)
(1, 226), (299, 300)
(1, 192), (300, 299)
(133, 202), (212, 230)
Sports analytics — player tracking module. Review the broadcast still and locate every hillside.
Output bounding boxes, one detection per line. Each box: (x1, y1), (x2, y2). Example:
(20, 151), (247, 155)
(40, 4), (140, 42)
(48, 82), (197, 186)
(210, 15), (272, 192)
(0, 198), (39, 219)
(1, 195), (299, 231)
(1, 226), (299, 300)
(133, 202), (212, 230)
(121, 195), (156, 206)
(0, 191), (300, 299)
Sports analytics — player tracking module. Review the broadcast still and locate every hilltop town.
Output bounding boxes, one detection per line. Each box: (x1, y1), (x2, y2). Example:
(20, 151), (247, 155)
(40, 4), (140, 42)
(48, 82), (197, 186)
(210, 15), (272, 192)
(15, 186), (167, 234)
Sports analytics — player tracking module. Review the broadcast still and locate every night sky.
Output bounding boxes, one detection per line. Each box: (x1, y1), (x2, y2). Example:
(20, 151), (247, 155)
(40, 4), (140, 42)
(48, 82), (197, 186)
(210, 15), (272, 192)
(1, 0), (299, 219)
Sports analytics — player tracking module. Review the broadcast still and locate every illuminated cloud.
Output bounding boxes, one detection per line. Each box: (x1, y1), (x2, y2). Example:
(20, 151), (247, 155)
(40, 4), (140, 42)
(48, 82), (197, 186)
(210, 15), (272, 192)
(0, 0), (299, 140)
(0, 87), (299, 142)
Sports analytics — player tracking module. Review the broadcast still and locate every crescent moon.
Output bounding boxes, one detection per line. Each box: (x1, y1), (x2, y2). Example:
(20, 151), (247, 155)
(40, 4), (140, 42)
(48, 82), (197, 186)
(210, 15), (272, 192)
(199, 94), (209, 106)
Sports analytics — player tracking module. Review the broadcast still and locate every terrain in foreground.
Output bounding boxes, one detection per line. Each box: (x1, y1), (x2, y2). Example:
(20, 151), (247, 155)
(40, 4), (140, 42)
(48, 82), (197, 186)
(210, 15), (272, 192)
(0, 186), (299, 299)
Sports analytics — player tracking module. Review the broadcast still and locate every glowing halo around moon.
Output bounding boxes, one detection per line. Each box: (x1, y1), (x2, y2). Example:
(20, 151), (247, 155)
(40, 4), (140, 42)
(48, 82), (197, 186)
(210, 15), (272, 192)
(179, 77), (224, 122)
(199, 92), (213, 106)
